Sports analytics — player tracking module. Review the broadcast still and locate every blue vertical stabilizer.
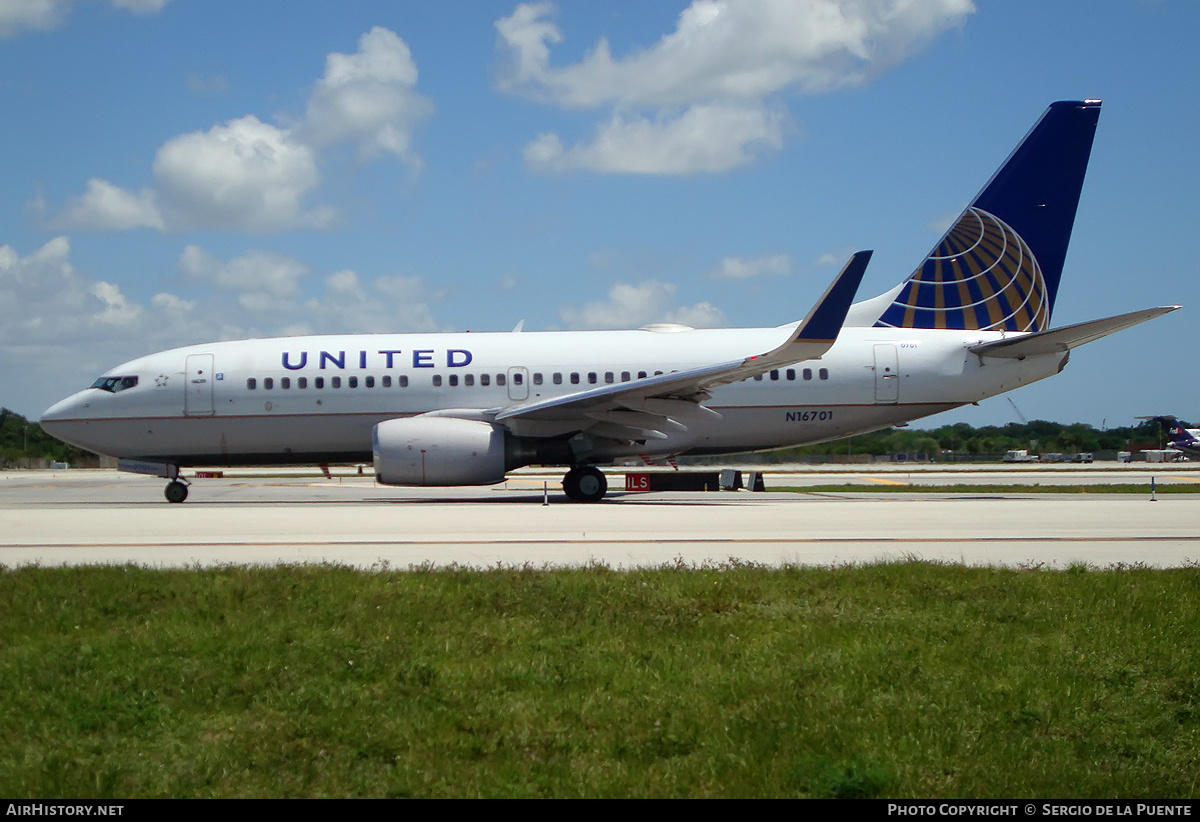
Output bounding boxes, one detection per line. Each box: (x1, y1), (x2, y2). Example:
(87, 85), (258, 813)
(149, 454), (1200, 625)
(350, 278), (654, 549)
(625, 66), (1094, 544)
(875, 100), (1101, 332)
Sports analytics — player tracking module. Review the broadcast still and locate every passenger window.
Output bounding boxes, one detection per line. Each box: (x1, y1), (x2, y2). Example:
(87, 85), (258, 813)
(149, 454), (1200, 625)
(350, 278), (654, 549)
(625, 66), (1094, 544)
(331, 377), (341, 388)
(654, 371), (663, 376)
(497, 374), (506, 386)
(621, 372), (630, 382)
(533, 373), (543, 386)
(281, 377), (290, 389)
(433, 375), (443, 387)
(382, 375), (391, 388)
(449, 374), (458, 387)
(638, 371), (647, 379)
(587, 372), (597, 384)
(605, 372), (614, 384)
(803, 368), (812, 381)
(399, 376), (409, 388)
(264, 377), (274, 390)
(786, 369), (795, 381)
(819, 368), (829, 380)
(552, 373), (562, 385)
(480, 373), (490, 386)
(315, 377), (325, 389)
(465, 374), (475, 386)
(348, 376), (358, 388)
(247, 378), (256, 390)
(366, 376), (375, 388)
(570, 373), (580, 385)
(298, 377), (308, 389)
(754, 374), (763, 381)
(513, 373), (523, 385)
(770, 370), (779, 381)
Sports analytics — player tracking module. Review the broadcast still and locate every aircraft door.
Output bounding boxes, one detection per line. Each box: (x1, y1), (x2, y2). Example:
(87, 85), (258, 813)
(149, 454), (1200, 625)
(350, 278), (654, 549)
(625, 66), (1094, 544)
(184, 353), (215, 416)
(873, 344), (899, 404)
(507, 367), (529, 401)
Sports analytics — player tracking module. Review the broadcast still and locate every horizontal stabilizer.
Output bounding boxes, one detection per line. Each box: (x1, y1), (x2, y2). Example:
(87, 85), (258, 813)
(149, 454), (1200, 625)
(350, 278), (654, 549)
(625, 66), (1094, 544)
(969, 306), (1180, 359)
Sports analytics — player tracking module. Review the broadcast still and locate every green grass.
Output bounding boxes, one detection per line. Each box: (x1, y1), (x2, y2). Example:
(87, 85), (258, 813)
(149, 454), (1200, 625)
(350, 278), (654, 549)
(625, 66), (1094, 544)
(2, 562), (1199, 798)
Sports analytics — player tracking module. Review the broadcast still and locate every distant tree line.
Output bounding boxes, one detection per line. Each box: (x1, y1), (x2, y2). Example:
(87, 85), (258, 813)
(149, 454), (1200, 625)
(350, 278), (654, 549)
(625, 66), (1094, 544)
(685, 419), (1173, 464)
(0, 408), (92, 467)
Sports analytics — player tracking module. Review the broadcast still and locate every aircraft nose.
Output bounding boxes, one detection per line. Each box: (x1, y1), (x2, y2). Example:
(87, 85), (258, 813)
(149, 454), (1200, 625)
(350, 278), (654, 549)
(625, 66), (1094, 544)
(39, 391), (96, 449)
(41, 390), (88, 422)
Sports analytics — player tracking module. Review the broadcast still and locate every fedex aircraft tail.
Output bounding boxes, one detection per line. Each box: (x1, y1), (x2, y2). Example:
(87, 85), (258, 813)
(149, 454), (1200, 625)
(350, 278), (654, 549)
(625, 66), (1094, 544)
(871, 100), (1102, 332)
(1151, 416), (1200, 450)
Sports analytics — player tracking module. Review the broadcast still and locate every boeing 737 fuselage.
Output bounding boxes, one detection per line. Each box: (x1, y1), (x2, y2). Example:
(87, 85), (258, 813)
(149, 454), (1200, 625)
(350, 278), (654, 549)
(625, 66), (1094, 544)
(40, 101), (1179, 502)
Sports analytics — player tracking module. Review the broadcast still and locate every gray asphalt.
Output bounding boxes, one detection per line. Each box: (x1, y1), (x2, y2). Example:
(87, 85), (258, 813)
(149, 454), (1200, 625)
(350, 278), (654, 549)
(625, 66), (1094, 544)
(2, 465), (1197, 569)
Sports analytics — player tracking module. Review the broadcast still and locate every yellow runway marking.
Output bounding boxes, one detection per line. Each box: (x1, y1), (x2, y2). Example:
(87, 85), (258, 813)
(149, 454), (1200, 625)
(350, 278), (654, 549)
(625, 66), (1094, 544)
(1166, 475), (1200, 483)
(863, 477), (909, 486)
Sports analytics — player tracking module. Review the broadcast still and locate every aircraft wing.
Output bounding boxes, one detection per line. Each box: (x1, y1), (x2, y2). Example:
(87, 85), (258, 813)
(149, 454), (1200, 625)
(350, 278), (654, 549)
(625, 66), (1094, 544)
(968, 306), (1180, 359)
(488, 251), (871, 442)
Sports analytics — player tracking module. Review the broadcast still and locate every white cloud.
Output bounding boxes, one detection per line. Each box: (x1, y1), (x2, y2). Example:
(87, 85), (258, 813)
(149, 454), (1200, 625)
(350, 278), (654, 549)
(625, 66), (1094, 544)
(815, 248), (855, 267)
(665, 301), (727, 328)
(304, 272), (443, 334)
(707, 252), (792, 280)
(150, 292), (196, 314)
(179, 245), (311, 316)
(301, 26), (434, 164)
(0, 236), (450, 418)
(111, 0), (169, 12)
(154, 116), (333, 232)
(0, 237), (144, 347)
(524, 101), (786, 174)
(175, 245), (443, 333)
(57, 178), (164, 231)
(90, 280), (143, 326)
(499, 0), (974, 106)
(59, 116), (333, 234)
(498, 0), (975, 175)
(0, 0), (169, 38)
(0, 0), (68, 37)
(55, 27), (429, 232)
(559, 280), (727, 329)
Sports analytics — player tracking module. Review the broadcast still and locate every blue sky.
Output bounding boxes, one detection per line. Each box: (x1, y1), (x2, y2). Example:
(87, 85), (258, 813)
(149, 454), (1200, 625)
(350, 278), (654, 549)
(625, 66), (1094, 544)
(1, 0), (1196, 429)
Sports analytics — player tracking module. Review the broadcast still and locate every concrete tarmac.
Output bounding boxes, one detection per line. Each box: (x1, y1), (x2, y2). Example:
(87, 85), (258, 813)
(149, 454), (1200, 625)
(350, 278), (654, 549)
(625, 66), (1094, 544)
(3, 466), (1198, 569)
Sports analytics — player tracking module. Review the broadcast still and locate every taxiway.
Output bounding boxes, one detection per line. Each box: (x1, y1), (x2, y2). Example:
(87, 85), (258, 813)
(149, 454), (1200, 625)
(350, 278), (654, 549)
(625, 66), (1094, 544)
(2, 465), (1197, 569)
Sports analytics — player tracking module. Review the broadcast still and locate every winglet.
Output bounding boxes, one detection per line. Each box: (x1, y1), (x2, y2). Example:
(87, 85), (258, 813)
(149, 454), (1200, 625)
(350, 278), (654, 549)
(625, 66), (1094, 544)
(794, 250), (873, 342)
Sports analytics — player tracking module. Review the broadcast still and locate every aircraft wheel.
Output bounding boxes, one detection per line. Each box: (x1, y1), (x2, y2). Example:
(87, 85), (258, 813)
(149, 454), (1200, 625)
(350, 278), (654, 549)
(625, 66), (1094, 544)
(563, 466), (606, 503)
(164, 480), (189, 504)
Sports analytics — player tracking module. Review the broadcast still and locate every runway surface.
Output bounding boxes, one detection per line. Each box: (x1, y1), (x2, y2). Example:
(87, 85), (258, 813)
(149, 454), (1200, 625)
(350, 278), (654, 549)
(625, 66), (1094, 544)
(3, 465), (1198, 569)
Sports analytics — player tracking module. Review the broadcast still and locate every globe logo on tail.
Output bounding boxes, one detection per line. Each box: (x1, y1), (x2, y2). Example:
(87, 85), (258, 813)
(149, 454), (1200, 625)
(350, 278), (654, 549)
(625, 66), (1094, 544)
(875, 207), (1049, 332)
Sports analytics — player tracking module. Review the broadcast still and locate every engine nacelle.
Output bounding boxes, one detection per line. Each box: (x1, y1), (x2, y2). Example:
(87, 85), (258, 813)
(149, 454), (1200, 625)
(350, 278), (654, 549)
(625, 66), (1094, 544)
(373, 417), (507, 486)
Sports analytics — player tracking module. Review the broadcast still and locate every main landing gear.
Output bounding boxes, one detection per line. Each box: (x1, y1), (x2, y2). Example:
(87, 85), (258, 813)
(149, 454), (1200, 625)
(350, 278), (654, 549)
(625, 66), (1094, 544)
(562, 466), (607, 503)
(164, 478), (190, 503)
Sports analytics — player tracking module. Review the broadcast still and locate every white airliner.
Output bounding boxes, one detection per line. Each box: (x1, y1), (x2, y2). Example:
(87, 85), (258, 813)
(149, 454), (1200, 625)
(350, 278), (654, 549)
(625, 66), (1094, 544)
(41, 100), (1178, 503)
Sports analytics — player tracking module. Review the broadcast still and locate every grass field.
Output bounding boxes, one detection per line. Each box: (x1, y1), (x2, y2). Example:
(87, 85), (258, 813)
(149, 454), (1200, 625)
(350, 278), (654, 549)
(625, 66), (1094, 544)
(2, 562), (1198, 798)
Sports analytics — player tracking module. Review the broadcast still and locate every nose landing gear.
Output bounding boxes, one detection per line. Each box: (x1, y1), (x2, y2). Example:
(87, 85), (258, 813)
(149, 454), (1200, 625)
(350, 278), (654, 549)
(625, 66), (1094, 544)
(164, 478), (190, 503)
(562, 466), (607, 502)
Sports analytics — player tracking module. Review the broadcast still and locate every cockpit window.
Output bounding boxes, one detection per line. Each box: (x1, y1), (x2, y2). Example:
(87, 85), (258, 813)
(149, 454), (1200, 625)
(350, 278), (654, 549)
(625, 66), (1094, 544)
(91, 375), (139, 393)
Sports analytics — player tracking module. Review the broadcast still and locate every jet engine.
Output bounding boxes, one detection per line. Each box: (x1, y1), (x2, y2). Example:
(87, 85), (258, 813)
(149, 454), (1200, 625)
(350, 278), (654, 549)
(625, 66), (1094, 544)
(373, 416), (510, 486)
